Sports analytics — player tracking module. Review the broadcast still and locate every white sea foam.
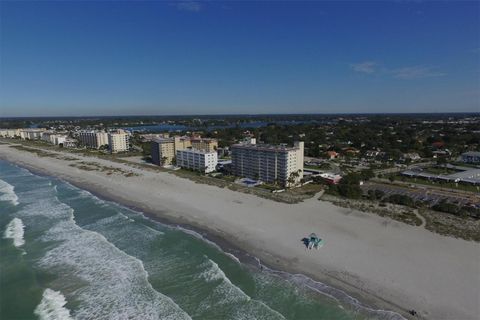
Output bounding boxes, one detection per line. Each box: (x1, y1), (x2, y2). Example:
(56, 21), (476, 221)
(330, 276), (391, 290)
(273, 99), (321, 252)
(254, 257), (406, 320)
(199, 258), (286, 319)
(200, 258), (234, 284)
(225, 252), (241, 264)
(82, 212), (164, 257)
(4, 218), (25, 247)
(176, 226), (226, 251)
(37, 200), (191, 320)
(34, 288), (73, 320)
(8, 177), (189, 319)
(0, 178), (19, 205)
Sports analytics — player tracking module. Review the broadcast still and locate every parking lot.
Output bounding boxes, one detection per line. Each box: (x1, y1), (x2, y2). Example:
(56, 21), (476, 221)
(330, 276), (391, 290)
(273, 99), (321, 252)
(362, 182), (480, 208)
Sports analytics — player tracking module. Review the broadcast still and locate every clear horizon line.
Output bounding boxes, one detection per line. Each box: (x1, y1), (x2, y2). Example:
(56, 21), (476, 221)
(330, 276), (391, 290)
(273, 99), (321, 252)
(1, 111), (479, 119)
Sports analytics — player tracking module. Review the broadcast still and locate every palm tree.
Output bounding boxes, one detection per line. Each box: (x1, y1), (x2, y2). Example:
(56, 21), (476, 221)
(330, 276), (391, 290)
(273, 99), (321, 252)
(287, 170), (301, 187)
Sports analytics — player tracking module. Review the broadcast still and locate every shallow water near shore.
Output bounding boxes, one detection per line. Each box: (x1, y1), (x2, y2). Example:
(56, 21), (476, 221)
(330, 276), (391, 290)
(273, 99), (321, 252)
(0, 160), (403, 320)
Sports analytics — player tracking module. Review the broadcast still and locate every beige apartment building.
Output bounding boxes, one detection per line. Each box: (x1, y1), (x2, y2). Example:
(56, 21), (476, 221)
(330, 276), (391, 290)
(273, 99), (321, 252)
(151, 138), (176, 166)
(78, 130), (109, 149)
(108, 129), (129, 153)
(151, 136), (218, 166)
(174, 136), (192, 150)
(191, 138), (218, 152)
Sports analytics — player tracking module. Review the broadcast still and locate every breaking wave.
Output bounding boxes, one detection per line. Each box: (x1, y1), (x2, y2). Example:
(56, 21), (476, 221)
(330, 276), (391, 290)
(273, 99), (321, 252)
(36, 201), (191, 320)
(254, 258), (406, 320)
(0, 178), (19, 205)
(34, 288), (73, 320)
(4, 217), (25, 247)
(199, 258), (286, 319)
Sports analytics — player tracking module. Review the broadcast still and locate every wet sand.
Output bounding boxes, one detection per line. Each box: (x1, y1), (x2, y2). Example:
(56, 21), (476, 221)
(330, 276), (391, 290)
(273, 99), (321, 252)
(1, 144), (479, 320)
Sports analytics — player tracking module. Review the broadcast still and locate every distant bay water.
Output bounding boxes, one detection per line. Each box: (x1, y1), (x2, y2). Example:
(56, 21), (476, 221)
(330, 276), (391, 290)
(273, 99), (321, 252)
(0, 160), (404, 320)
(122, 120), (319, 133)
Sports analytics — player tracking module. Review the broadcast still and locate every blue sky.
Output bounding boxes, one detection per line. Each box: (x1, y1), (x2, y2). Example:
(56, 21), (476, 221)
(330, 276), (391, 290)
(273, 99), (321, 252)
(0, 1), (479, 116)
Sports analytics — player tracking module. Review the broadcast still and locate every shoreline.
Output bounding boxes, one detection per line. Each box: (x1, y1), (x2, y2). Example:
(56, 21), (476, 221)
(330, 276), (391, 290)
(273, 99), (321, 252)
(20, 163), (407, 319)
(2, 144), (479, 320)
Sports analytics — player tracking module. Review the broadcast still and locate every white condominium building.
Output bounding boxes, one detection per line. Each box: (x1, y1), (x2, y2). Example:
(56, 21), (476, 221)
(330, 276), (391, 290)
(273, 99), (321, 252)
(176, 149), (218, 173)
(0, 129), (21, 138)
(231, 141), (304, 187)
(108, 129), (129, 153)
(41, 132), (68, 145)
(19, 129), (46, 140)
(0, 128), (49, 140)
(78, 130), (109, 149)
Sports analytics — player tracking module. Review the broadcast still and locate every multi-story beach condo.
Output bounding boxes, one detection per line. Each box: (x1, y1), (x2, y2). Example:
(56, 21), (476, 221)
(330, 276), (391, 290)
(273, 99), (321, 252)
(231, 141), (304, 186)
(0, 129), (21, 138)
(191, 138), (218, 152)
(41, 132), (68, 145)
(151, 136), (219, 166)
(176, 149), (218, 173)
(140, 133), (170, 142)
(108, 129), (129, 153)
(78, 130), (109, 149)
(174, 136), (193, 151)
(19, 128), (46, 140)
(151, 138), (175, 166)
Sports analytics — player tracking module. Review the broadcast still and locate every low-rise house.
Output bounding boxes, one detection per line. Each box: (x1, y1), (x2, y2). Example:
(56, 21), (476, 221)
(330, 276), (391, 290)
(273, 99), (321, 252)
(326, 151), (339, 159)
(342, 147), (360, 157)
(402, 152), (421, 161)
(319, 173), (342, 184)
(365, 150), (380, 158)
(432, 150), (451, 158)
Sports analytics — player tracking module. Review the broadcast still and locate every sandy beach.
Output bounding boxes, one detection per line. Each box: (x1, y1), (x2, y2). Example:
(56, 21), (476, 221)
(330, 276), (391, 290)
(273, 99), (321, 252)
(1, 144), (479, 320)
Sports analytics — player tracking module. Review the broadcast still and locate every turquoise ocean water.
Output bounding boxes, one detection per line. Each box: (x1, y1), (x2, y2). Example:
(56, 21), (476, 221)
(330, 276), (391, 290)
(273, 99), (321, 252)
(0, 160), (403, 320)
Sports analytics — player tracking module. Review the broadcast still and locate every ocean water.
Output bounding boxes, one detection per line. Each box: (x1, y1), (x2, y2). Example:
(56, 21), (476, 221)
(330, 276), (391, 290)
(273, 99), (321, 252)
(0, 160), (404, 320)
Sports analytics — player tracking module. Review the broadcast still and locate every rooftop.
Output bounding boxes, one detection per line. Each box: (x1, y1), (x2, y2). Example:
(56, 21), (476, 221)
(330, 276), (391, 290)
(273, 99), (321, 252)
(462, 151), (480, 157)
(231, 143), (299, 152)
(152, 137), (174, 143)
(177, 148), (217, 155)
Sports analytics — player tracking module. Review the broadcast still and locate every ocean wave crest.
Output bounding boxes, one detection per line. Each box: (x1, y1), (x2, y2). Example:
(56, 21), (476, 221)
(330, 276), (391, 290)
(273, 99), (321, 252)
(198, 258), (286, 319)
(4, 218), (25, 248)
(34, 288), (73, 320)
(254, 258), (406, 320)
(0, 178), (19, 205)
(38, 210), (191, 320)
